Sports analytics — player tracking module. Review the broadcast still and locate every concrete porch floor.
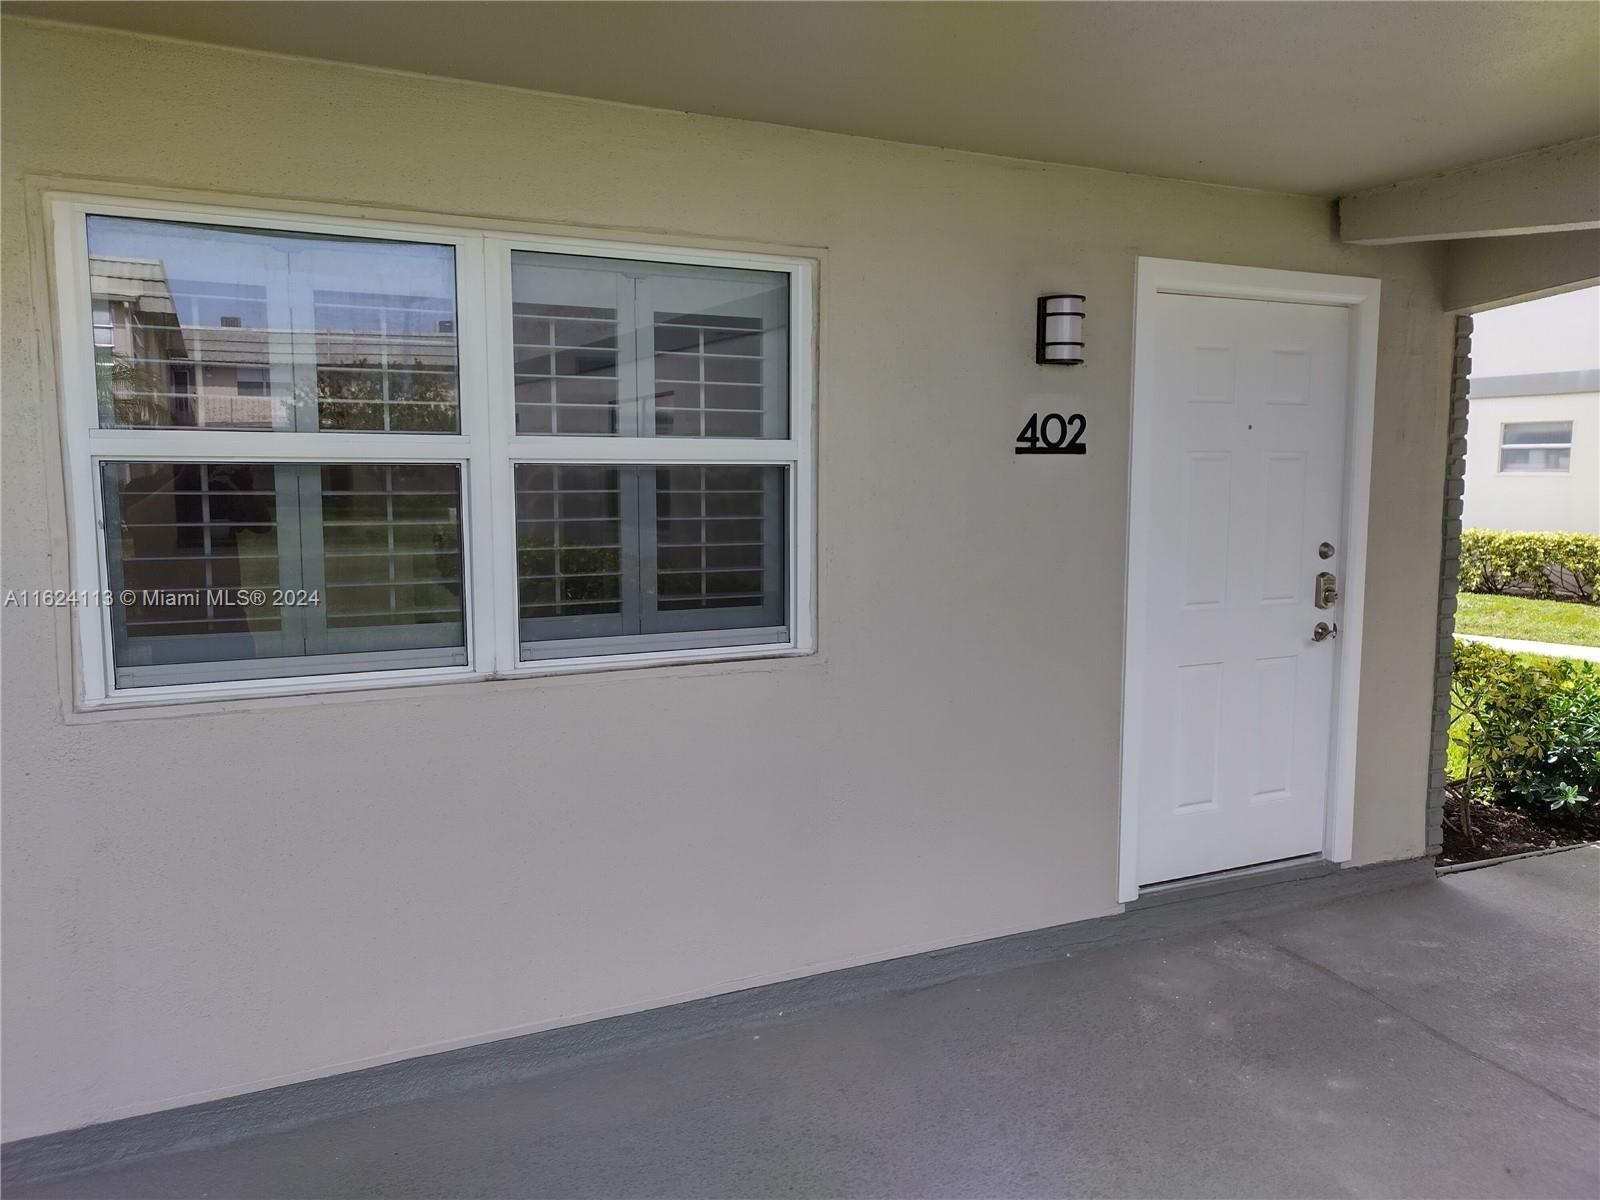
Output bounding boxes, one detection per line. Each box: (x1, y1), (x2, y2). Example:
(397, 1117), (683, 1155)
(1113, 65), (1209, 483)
(14, 848), (1599, 1200)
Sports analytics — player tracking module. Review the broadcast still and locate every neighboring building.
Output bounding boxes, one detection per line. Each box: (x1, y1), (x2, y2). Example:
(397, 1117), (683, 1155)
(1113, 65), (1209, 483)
(1463, 371), (1600, 534)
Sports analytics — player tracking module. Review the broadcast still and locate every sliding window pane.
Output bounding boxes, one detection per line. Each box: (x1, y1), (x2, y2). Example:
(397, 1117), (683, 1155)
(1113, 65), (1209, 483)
(102, 462), (465, 686)
(510, 257), (625, 436)
(653, 466), (783, 619)
(318, 464), (467, 649)
(103, 462), (291, 662)
(508, 253), (788, 438)
(646, 271), (787, 439)
(515, 464), (628, 641)
(518, 464), (785, 659)
(1500, 446), (1573, 472)
(1501, 421), (1574, 445)
(87, 217), (459, 432)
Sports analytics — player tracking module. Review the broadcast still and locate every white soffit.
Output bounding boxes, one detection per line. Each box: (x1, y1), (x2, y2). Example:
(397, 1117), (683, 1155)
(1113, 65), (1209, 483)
(5, 0), (1599, 196)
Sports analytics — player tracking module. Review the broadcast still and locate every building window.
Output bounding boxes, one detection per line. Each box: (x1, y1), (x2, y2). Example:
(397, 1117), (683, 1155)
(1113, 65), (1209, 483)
(507, 252), (790, 660)
(53, 198), (814, 702)
(1499, 421), (1573, 473)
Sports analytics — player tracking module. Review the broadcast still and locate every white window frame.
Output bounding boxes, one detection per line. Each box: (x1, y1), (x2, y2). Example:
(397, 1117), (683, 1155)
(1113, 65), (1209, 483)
(1497, 419), (1574, 475)
(48, 193), (816, 708)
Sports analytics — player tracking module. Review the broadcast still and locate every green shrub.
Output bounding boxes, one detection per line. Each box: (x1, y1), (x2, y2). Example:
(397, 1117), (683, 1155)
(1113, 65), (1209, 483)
(1458, 529), (1600, 603)
(1450, 639), (1600, 816)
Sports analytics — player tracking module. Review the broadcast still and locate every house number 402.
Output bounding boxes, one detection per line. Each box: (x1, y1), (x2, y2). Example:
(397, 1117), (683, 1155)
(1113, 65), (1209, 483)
(1015, 412), (1087, 456)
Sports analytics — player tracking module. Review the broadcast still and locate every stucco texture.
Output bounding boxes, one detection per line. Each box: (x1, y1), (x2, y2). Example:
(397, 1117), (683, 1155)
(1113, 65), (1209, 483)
(1, 19), (1453, 1138)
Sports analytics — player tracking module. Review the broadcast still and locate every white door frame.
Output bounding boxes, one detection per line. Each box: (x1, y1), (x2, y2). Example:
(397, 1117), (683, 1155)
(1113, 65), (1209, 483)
(1117, 257), (1382, 903)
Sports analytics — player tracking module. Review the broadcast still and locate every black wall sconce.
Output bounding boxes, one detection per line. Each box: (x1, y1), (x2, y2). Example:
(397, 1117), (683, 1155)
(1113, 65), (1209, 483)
(1036, 294), (1085, 365)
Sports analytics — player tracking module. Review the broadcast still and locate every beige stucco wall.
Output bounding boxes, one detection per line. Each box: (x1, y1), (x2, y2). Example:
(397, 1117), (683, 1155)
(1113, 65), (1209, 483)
(1462, 392), (1600, 534)
(1, 19), (1453, 1139)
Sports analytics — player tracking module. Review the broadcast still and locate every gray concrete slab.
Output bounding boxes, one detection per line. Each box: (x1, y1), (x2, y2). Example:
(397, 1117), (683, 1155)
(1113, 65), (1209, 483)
(12, 849), (1599, 1199)
(1236, 845), (1600, 1117)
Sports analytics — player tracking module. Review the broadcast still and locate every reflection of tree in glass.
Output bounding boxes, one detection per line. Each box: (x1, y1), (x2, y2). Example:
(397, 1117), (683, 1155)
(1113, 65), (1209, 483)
(319, 464), (463, 632)
(559, 545), (621, 606)
(97, 354), (171, 427)
(516, 535), (621, 613)
(405, 504), (465, 627)
(317, 358), (457, 431)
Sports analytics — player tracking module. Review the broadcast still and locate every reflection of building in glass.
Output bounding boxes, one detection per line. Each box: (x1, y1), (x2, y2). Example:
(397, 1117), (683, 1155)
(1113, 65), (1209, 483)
(107, 462), (282, 649)
(90, 255), (458, 431)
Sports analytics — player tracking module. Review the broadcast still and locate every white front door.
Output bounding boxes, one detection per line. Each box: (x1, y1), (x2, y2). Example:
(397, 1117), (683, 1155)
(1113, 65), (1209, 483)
(1132, 292), (1352, 886)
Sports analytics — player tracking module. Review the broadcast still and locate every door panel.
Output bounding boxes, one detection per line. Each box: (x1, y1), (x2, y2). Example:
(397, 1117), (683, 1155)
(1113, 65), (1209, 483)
(1136, 293), (1351, 885)
(1181, 452), (1231, 606)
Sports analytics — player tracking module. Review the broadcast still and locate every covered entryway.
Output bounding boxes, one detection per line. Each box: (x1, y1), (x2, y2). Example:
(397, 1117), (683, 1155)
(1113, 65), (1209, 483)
(2, 6), (1596, 1192)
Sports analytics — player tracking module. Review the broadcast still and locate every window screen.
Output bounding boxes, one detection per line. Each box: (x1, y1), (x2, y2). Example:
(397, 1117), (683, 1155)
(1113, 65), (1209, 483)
(516, 464), (786, 658)
(102, 461), (466, 686)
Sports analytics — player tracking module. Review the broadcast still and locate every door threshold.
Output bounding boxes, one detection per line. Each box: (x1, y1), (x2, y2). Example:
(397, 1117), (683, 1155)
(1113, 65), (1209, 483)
(1128, 854), (1332, 910)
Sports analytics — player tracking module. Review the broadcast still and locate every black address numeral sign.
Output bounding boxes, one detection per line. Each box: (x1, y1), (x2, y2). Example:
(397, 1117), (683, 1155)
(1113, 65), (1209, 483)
(1015, 412), (1086, 455)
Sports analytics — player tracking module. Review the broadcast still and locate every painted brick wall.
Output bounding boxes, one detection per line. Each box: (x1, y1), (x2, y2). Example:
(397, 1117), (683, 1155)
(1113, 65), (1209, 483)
(1426, 315), (1472, 855)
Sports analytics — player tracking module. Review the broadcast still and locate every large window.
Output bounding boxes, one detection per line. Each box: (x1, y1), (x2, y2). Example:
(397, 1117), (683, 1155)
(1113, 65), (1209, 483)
(507, 252), (788, 660)
(52, 198), (813, 703)
(1499, 421), (1573, 474)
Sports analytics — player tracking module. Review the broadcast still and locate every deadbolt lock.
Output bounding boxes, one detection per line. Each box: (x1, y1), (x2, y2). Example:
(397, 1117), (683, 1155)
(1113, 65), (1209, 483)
(1314, 571), (1339, 610)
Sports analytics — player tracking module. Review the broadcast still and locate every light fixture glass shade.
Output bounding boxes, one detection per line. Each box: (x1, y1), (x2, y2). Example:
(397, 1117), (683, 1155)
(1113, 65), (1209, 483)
(1036, 294), (1085, 365)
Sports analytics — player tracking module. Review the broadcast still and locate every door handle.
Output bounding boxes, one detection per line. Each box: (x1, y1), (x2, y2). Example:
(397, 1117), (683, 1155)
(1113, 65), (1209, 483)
(1312, 622), (1338, 643)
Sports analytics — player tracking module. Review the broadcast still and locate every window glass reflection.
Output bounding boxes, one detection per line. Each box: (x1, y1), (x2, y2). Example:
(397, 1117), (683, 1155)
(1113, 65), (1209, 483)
(101, 461), (466, 686)
(509, 252), (787, 439)
(87, 217), (459, 432)
(516, 463), (786, 657)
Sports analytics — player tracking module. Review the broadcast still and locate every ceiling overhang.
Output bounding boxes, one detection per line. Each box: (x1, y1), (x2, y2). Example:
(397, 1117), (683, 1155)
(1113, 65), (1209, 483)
(5, 1), (1598, 197)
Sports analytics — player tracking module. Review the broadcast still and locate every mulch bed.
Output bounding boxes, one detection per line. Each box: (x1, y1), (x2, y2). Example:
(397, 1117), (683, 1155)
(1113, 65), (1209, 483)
(1438, 784), (1600, 866)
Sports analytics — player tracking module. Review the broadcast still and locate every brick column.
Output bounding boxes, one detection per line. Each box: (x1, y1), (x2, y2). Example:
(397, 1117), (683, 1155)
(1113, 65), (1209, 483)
(1425, 314), (1472, 856)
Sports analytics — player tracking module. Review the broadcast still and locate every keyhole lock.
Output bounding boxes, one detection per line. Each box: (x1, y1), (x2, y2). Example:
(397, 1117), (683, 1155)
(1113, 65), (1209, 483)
(1312, 622), (1339, 643)
(1318, 542), (1336, 559)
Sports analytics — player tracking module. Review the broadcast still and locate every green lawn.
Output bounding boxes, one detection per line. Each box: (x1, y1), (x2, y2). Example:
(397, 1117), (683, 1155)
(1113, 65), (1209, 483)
(1453, 592), (1600, 648)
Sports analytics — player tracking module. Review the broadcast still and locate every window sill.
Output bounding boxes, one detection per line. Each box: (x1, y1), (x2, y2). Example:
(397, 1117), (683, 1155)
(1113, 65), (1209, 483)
(68, 641), (815, 721)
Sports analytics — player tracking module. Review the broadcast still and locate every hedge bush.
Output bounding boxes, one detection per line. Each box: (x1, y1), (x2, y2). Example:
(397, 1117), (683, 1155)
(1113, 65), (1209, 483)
(1458, 529), (1600, 603)
(1450, 639), (1600, 814)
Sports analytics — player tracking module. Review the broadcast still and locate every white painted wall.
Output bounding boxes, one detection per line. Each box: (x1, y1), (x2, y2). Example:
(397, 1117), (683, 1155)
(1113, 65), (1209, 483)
(1465, 287), (1600, 533)
(1471, 287), (1600, 373)
(1, 19), (1454, 1139)
(1462, 392), (1600, 534)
